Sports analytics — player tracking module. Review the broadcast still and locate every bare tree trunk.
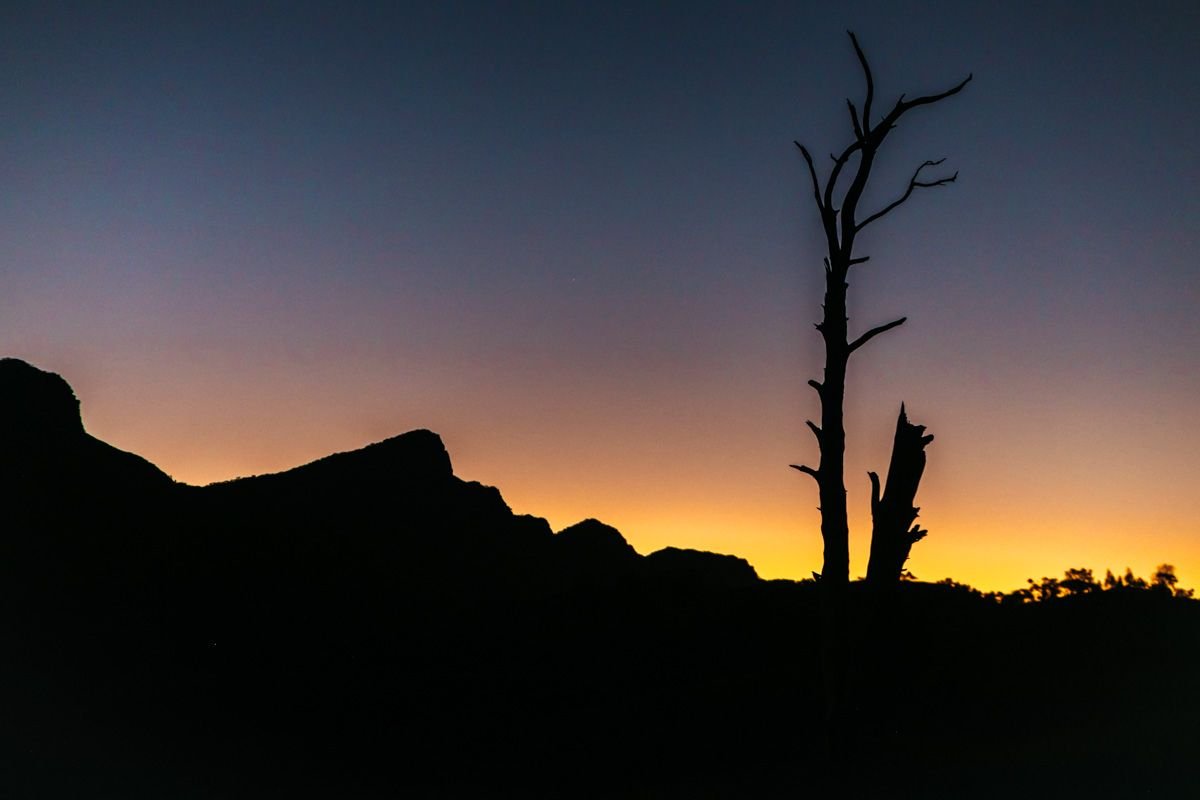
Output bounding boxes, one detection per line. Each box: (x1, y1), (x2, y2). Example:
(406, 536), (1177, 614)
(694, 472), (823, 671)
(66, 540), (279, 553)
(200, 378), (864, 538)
(817, 269), (850, 586)
(866, 406), (933, 585)
(815, 266), (851, 747)
(789, 31), (969, 768)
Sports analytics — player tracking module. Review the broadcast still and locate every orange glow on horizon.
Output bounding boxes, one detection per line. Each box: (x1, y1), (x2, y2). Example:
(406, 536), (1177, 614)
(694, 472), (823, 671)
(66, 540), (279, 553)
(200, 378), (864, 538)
(86, 395), (1198, 596)
(5, 0), (1199, 609)
(52, 300), (1197, 601)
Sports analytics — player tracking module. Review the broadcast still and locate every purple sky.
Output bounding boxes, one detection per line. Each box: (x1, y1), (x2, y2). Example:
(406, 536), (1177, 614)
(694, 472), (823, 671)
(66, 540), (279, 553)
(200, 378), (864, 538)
(3, 1), (1198, 588)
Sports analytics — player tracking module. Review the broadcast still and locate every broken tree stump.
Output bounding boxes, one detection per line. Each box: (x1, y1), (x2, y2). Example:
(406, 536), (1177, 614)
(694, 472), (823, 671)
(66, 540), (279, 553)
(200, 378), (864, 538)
(866, 404), (934, 585)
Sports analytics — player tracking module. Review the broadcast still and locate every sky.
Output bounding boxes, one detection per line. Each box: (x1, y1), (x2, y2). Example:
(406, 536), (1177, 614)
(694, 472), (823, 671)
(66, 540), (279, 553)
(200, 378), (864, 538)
(2, 1), (1197, 591)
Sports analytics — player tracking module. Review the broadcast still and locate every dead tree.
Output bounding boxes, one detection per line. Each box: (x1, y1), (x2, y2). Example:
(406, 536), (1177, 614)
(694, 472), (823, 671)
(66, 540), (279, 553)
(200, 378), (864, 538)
(787, 32), (970, 741)
(789, 32), (968, 586)
(866, 404), (934, 584)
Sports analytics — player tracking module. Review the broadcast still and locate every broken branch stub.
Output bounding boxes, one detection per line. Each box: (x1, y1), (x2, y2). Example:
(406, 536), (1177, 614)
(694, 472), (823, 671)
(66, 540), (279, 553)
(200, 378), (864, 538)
(865, 405), (934, 584)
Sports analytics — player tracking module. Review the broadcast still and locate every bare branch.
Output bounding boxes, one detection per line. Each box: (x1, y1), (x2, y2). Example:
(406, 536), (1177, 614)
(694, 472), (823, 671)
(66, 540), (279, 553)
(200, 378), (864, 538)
(790, 464), (820, 481)
(868, 471), (882, 515)
(856, 159), (957, 231)
(823, 139), (862, 217)
(847, 31), (875, 130)
(848, 317), (907, 353)
(890, 73), (973, 120)
(833, 46), (969, 252)
(807, 379), (823, 395)
(847, 256), (870, 266)
(833, 140), (877, 250)
(800, 142), (845, 256)
(806, 420), (822, 440)
(794, 142), (824, 213)
(846, 98), (863, 140)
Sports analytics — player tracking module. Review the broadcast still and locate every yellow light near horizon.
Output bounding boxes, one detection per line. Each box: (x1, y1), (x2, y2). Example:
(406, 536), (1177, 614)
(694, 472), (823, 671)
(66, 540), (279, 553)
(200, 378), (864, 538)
(75, 360), (1199, 598)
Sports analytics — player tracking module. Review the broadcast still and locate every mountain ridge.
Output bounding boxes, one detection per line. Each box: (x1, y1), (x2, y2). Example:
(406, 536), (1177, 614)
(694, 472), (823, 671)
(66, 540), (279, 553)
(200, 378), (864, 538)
(0, 356), (756, 579)
(2, 356), (1194, 797)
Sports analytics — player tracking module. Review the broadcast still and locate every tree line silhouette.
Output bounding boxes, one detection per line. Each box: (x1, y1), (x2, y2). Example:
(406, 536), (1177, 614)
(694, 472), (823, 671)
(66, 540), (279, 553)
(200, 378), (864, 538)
(912, 563), (1194, 602)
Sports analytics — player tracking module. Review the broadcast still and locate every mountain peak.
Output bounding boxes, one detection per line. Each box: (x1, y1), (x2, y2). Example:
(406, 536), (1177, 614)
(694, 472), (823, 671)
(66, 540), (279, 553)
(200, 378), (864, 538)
(210, 427), (454, 489)
(0, 358), (83, 439)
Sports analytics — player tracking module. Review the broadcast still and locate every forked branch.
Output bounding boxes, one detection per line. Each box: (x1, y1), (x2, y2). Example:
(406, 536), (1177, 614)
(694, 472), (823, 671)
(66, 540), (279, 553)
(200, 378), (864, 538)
(888, 73), (973, 121)
(796, 141), (842, 253)
(797, 34), (970, 262)
(846, 99), (864, 140)
(857, 159), (958, 231)
(847, 31), (875, 131)
(824, 139), (863, 216)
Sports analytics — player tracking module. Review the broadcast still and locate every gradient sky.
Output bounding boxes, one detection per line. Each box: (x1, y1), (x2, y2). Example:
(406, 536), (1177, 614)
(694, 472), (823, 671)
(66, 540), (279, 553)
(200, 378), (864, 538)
(3, 1), (1197, 590)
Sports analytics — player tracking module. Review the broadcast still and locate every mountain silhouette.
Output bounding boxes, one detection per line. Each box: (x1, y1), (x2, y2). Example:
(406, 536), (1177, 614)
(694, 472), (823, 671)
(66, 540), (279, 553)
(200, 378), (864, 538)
(0, 356), (83, 435)
(1, 357), (172, 494)
(2, 357), (1196, 797)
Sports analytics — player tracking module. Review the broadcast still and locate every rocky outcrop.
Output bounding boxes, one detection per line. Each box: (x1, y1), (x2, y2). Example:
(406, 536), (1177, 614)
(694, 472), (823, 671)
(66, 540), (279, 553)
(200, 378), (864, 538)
(0, 357), (83, 439)
(555, 518), (640, 560)
(551, 518), (641, 584)
(0, 358), (172, 496)
(645, 546), (759, 588)
(205, 428), (454, 492)
(0, 358), (762, 599)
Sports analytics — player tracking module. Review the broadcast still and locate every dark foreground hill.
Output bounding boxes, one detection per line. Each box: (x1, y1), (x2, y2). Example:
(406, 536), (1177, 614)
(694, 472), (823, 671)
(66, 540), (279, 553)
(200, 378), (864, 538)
(1, 358), (1196, 797)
